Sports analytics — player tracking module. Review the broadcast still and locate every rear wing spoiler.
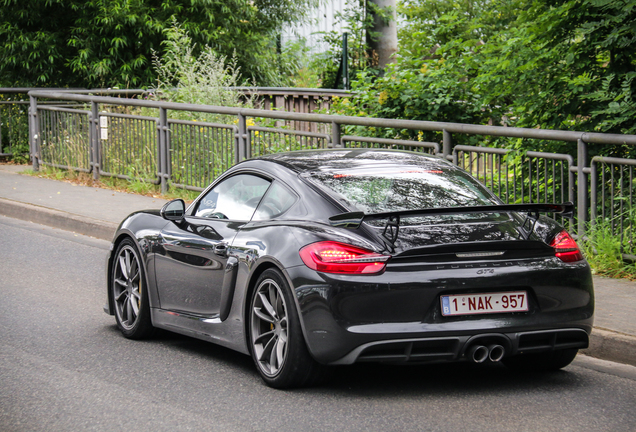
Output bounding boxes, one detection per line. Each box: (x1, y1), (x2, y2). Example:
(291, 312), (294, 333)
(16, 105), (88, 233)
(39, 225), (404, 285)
(329, 202), (574, 245)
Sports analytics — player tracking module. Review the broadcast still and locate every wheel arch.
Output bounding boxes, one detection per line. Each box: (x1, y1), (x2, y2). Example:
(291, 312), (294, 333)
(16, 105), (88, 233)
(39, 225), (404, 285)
(242, 260), (313, 358)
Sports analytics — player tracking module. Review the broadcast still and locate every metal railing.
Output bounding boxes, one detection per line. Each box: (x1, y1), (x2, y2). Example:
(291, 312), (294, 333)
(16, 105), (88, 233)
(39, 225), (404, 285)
(21, 89), (636, 259)
(1, 87), (350, 158)
(453, 146), (576, 231)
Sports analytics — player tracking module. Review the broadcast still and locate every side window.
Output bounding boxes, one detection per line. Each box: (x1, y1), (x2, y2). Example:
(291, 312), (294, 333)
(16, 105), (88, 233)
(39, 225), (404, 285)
(253, 181), (297, 221)
(194, 174), (271, 220)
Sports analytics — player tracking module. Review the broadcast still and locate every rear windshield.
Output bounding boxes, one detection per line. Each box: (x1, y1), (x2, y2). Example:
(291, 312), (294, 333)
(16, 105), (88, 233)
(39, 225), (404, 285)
(306, 166), (499, 215)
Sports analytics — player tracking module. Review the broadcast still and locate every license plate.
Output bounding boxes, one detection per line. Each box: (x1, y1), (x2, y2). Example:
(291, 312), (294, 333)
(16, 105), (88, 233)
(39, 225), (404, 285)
(441, 291), (528, 316)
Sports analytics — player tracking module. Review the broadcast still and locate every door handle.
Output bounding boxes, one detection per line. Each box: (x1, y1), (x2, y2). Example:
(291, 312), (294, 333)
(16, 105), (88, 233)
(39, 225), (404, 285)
(214, 243), (228, 257)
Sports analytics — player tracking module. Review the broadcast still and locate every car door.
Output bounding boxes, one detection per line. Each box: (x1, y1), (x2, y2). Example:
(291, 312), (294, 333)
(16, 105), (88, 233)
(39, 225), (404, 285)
(155, 173), (272, 316)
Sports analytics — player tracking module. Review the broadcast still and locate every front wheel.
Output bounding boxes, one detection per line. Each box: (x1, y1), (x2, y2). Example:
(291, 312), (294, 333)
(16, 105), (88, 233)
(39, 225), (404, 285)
(249, 269), (328, 388)
(111, 238), (154, 339)
(503, 348), (579, 372)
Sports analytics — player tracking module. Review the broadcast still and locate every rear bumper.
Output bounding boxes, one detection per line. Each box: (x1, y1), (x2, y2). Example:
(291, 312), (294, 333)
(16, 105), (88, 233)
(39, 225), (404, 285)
(329, 328), (589, 365)
(287, 257), (594, 364)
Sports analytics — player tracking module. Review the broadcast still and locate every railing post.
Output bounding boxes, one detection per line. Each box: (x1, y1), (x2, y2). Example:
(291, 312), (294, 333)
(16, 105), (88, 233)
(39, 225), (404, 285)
(577, 138), (588, 238)
(29, 95), (39, 171)
(237, 113), (247, 162)
(89, 101), (100, 180)
(590, 159), (597, 228)
(443, 129), (452, 160)
(0, 103), (3, 154)
(332, 121), (341, 148)
(158, 107), (169, 194)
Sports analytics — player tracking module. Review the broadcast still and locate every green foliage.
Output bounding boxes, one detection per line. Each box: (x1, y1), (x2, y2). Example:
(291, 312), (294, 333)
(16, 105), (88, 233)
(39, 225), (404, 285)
(152, 21), (253, 119)
(278, 38), (321, 88)
(0, 0), (318, 88)
(583, 216), (636, 280)
(0, 95), (29, 163)
(337, 0), (636, 155)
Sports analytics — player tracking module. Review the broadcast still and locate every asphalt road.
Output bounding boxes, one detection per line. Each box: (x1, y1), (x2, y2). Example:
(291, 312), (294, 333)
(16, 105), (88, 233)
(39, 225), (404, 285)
(1, 215), (635, 432)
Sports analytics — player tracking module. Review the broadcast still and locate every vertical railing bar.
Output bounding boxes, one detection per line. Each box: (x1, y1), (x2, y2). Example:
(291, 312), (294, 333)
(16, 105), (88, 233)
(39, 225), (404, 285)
(514, 162), (517, 204)
(601, 163), (606, 221)
(591, 159), (597, 227)
(477, 152), (481, 182)
(497, 154), (502, 198)
(51, 111), (62, 164)
(28, 96), (41, 171)
(528, 156), (532, 203)
(576, 139), (588, 238)
(91, 101), (100, 180)
(545, 158), (549, 204)
(560, 161), (564, 205)
(620, 163), (624, 245)
(158, 108), (167, 193)
(629, 165), (636, 253)
(505, 157), (509, 203)
(611, 164), (615, 233)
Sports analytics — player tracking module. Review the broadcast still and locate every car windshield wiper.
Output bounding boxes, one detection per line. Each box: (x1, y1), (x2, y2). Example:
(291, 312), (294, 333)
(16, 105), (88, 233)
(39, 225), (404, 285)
(329, 202), (574, 246)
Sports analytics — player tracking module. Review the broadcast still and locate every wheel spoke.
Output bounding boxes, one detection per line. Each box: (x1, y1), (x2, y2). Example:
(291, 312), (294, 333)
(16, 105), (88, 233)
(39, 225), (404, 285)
(269, 337), (279, 371)
(131, 268), (140, 284)
(269, 284), (279, 315)
(126, 296), (134, 323)
(130, 294), (139, 316)
(275, 289), (284, 318)
(114, 278), (127, 287)
(259, 333), (277, 364)
(115, 289), (127, 302)
(120, 295), (128, 322)
(258, 291), (277, 320)
(131, 286), (141, 301)
(275, 336), (286, 369)
(254, 329), (275, 346)
(118, 255), (129, 280)
(125, 250), (132, 279)
(253, 307), (274, 323)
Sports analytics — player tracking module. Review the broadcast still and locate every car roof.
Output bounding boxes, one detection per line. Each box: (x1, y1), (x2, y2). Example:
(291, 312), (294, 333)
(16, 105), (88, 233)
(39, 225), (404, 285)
(258, 149), (448, 174)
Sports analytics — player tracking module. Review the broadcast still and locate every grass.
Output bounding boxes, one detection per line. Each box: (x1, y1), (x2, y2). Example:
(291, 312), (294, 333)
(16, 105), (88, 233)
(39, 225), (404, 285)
(582, 217), (636, 281)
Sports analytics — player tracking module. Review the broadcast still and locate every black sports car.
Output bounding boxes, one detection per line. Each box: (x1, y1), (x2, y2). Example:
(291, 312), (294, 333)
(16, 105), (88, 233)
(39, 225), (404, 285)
(105, 149), (594, 388)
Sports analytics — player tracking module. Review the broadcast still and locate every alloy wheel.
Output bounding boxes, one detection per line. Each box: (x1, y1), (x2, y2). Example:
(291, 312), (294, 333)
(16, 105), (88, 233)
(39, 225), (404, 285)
(113, 244), (142, 330)
(250, 278), (288, 377)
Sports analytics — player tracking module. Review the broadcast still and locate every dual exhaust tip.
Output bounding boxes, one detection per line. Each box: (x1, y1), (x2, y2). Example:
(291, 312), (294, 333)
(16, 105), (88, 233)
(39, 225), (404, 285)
(467, 344), (505, 363)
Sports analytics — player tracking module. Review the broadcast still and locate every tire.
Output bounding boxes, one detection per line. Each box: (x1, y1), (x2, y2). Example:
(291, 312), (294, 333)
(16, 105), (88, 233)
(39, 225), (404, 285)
(248, 269), (328, 389)
(111, 238), (154, 339)
(503, 348), (579, 372)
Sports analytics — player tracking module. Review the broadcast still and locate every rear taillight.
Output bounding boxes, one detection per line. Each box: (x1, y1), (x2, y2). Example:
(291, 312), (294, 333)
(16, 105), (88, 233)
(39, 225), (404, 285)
(299, 241), (390, 274)
(550, 230), (583, 263)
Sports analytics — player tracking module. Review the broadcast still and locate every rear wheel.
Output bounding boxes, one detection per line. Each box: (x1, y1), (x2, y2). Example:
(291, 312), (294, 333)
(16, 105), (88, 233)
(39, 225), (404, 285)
(111, 238), (154, 339)
(503, 348), (578, 372)
(249, 269), (328, 389)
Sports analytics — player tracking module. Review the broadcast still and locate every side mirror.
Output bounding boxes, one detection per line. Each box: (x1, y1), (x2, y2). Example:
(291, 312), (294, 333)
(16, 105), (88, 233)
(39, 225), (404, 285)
(160, 199), (185, 222)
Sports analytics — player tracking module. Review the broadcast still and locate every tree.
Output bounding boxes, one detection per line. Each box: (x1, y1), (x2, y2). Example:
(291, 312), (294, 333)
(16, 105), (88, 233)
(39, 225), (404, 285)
(0, 0), (318, 88)
(367, 0), (398, 70)
(334, 0), (636, 153)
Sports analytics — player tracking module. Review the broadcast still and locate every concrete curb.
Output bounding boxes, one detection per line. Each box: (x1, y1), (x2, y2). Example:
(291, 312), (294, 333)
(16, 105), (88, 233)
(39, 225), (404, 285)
(0, 197), (117, 241)
(582, 328), (636, 368)
(1, 196), (635, 368)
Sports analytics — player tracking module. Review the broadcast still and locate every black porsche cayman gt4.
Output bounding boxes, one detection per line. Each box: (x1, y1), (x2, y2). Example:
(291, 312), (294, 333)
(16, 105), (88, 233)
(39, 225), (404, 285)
(105, 149), (593, 388)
